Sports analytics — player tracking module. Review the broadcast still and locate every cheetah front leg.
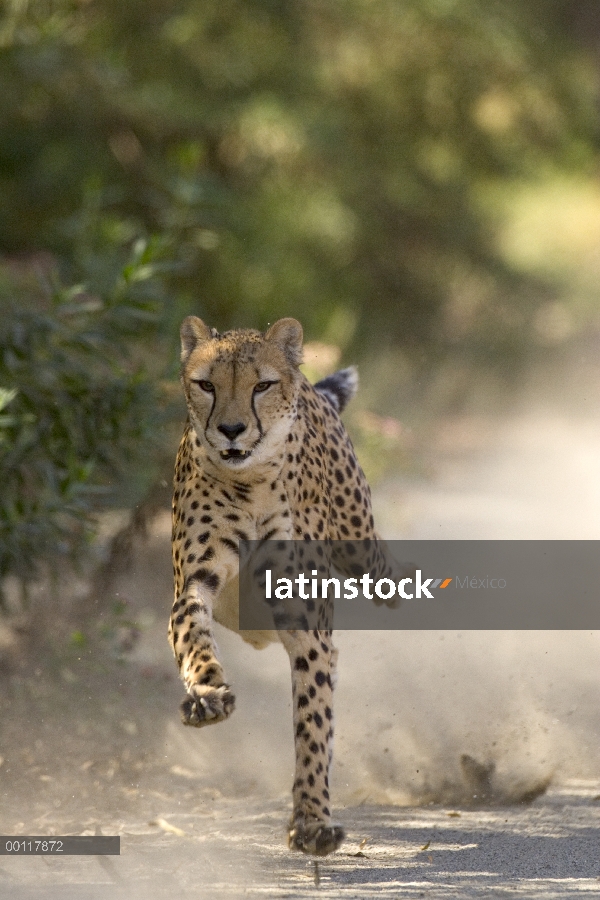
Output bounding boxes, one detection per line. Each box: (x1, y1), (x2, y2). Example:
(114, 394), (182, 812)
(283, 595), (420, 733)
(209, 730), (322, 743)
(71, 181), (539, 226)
(169, 577), (235, 728)
(281, 629), (344, 856)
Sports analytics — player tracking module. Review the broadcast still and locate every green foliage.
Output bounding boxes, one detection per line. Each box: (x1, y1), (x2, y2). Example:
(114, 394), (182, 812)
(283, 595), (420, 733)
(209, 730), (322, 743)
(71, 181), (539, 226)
(0, 243), (170, 586)
(0, 0), (598, 356)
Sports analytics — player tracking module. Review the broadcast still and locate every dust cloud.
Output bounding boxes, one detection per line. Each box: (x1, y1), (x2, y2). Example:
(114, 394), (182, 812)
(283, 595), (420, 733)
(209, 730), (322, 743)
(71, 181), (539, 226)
(333, 355), (600, 807)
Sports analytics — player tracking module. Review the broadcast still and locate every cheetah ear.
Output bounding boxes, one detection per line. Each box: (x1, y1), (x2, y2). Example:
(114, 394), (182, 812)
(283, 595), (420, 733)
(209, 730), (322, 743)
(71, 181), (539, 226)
(265, 318), (303, 367)
(180, 316), (212, 361)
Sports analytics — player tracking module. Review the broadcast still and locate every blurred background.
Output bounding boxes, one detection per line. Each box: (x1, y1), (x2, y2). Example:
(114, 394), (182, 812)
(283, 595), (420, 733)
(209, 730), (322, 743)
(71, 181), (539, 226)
(3, 0), (600, 604)
(2, 0), (600, 843)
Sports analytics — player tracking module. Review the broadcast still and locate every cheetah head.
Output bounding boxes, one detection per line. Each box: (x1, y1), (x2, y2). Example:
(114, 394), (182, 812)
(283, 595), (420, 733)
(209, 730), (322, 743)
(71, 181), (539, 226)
(180, 316), (303, 472)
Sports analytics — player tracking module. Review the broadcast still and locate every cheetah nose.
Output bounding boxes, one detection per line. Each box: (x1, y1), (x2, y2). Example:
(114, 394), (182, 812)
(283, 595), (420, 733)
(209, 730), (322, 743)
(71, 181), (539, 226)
(218, 422), (246, 440)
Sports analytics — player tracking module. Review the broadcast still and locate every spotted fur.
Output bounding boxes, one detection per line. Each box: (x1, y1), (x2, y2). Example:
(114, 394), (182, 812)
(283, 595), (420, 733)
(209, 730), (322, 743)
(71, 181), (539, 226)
(170, 316), (389, 855)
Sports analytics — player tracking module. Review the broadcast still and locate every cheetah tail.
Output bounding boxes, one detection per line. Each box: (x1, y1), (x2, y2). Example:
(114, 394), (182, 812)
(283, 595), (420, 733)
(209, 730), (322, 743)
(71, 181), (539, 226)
(313, 366), (359, 413)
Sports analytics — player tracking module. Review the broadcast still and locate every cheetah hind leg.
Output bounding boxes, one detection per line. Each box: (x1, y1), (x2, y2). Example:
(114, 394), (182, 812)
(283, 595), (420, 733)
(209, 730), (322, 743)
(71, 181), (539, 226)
(280, 630), (344, 856)
(288, 815), (345, 856)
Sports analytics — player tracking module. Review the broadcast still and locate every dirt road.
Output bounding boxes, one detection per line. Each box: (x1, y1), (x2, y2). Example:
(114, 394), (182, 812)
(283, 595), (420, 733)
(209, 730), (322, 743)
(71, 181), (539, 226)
(1, 372), (600, 898)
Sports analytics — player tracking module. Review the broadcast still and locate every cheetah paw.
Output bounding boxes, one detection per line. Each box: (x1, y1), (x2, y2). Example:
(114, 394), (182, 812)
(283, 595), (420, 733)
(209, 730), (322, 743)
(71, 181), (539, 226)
(180, 684), (235, 728)
(288, 819), (345, 856)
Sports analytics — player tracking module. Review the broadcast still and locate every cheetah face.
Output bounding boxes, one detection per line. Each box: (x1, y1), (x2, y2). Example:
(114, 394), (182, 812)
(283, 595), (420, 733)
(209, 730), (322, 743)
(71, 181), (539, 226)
(180, 316), (303, 471)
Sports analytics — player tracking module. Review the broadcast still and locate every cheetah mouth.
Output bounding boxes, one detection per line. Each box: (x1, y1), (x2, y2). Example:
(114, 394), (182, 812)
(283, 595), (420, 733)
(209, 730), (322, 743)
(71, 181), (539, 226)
(220, 448), (252, 463)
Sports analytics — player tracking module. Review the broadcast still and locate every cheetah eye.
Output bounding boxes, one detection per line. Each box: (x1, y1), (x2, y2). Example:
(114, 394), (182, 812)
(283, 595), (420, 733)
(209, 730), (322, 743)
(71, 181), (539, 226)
(254, 381), (275, 393)
(195, 380), (215, 393)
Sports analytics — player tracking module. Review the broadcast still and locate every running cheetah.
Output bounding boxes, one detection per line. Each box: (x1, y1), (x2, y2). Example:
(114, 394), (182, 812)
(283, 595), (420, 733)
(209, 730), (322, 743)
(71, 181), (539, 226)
(170, 316), (392, 855)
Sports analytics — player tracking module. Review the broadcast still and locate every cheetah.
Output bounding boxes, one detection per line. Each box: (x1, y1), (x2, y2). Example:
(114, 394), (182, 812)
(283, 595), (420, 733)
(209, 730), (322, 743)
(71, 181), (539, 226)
(170, 316), (393, 855)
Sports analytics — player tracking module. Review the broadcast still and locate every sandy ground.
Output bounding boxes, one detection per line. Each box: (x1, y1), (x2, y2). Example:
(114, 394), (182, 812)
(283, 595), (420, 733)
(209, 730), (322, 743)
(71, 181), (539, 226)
(1, 362), (600, 898)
